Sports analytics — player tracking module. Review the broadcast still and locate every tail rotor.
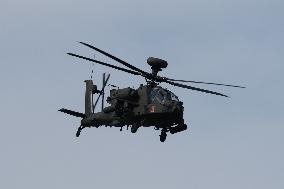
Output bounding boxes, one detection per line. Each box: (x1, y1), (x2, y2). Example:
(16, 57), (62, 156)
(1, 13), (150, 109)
(93, 73), (110, 112)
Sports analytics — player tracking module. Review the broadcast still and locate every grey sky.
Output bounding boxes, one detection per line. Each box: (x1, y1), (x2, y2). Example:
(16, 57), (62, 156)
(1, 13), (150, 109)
(0, 0), (283, 188)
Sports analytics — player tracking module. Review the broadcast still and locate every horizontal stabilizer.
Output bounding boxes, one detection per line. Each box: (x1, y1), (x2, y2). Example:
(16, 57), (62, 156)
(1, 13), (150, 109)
(58, 108), (85, 118)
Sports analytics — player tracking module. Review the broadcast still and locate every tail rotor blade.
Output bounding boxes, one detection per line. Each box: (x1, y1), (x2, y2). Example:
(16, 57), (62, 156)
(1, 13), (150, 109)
(93, 93), (101, 111)
(101, 73), (106, 111)
(92, 92), (94, 113)
(101, 73), (110, 111)
(93, 73), (110, 112)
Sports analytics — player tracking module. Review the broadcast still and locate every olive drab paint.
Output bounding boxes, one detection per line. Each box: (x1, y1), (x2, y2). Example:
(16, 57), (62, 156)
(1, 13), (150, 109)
(59, 42), (245, 142)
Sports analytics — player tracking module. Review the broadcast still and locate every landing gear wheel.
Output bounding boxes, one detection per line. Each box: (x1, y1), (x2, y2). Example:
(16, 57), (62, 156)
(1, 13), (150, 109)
(182, 124), (187, 131)
(169, 127), (176, 134)
(160, 132), (167, 142)
(131, 123), (139, 133)
(170, 124), (188, 134)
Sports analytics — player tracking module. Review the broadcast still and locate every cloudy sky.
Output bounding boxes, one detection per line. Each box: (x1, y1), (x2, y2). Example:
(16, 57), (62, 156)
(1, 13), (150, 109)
(0, 0), (283, 188)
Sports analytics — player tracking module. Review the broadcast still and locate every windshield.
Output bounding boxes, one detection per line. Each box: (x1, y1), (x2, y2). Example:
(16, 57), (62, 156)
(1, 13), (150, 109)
(169, 91), (179, 101)
(150, 87), (179, 104)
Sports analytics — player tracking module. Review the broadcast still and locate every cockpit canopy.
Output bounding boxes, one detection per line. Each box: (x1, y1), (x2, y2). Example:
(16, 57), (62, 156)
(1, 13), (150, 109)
(150, 87), (179, 104)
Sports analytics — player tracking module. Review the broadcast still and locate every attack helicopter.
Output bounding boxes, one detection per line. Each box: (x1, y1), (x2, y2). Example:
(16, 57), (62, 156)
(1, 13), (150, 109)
(59, 42), (245, 142)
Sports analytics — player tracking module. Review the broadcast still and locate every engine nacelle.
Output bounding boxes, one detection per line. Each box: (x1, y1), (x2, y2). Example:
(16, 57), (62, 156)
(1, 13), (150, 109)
(110, 88), (137, 100)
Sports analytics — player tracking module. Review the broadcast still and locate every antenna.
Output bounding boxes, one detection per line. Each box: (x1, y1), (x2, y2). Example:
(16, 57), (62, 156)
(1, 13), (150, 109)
(90, 53), (95, 79)
(90, 54), (96, 112)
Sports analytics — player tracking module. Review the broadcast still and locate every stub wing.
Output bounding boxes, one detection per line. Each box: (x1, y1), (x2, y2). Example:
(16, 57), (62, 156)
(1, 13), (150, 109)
(58, 108), (85, 118)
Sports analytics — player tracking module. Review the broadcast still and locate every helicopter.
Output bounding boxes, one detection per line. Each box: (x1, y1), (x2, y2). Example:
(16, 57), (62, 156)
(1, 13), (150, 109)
(59, 42), (245, 142)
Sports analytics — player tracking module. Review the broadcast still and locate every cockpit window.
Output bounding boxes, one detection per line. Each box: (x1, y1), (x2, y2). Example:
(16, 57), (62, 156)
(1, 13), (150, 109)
(150, 88), (163, 104)
(150, 87), (179, 104)
(169, 91), (179, 101)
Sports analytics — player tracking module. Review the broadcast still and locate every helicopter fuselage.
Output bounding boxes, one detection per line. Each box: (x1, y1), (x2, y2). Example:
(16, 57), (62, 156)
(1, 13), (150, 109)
(81, 84), (184, 130)
(60, 41), (243, 142)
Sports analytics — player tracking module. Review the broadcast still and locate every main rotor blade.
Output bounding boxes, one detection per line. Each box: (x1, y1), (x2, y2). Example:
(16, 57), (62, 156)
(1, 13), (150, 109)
(67, 53), (141, 76)
(79, 42), (150, 76)
(165, 80), (229, 97)
(165, 78), (245, 88)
